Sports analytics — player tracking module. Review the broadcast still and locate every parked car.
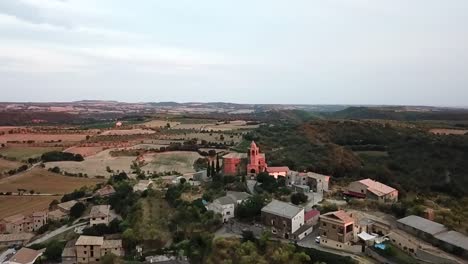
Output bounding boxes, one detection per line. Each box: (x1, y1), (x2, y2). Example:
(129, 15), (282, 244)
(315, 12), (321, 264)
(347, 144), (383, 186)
(315, 236), (320, 243)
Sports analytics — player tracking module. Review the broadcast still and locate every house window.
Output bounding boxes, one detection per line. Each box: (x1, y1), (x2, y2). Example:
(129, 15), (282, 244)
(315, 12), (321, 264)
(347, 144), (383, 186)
(226, 211), (231, 215)
(322, 222), (327, 226)
(101, 217), (105, 220)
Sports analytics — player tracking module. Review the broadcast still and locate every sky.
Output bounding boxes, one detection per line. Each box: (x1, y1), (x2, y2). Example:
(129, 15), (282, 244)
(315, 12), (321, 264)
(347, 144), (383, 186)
(0, 0), (467, 106)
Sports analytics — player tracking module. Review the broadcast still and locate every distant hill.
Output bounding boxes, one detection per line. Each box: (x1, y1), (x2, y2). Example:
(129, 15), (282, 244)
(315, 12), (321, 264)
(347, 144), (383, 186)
(328, 106), (468, 121)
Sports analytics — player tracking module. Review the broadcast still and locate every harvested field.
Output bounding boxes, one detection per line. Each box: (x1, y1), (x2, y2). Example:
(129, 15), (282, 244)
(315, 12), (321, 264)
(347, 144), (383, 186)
(0, 168), (103, 194)
(0, 196), (59, 219)
(0, 159), (22, 173)
(45, 149), (136, 178)
(430, 128), (468, 135)
(0, 146), (63, 160)
(203, 120), (260, 131)
(141, 120), (180, 128)
(0, 134), (87, 144)
(142, 151), (202, 174)
(100, 129), (156, 136)
(170, 123), (215, 130)
(64, 146), (104, 157)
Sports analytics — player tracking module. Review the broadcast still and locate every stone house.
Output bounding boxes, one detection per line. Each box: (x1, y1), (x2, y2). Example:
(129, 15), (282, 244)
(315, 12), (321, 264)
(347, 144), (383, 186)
(319, 210), (355, 250)
(346, 178), (398, 202)
(89, 205), (111, 226)
(261, 200), (304, 239)
(206, 192), (250, 223)
(75, 235), (124, 264)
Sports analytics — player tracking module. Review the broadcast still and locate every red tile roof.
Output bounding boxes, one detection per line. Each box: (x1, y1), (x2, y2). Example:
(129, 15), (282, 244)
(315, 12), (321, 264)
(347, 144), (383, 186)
(267, 166), (290, 173)
(358, 178), (397, 196)
(304, 210), (320, 221)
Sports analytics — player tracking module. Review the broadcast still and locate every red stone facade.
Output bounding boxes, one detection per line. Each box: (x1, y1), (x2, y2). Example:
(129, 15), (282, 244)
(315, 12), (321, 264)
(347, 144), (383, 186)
(222, 141), (267, 176)
(247, 141), (267, 175)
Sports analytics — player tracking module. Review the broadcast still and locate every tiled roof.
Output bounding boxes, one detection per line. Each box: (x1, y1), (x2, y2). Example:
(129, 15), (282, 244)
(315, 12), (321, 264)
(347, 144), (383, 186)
(321, 210), (354, 224)
(226, 191), (250, 202)
(95, 185), (115, 196)
(358, 179), (396, 196)
(90, 205), (110, 218)
(0, 233), (34, 242)
(266, 166), (290, 173)
(215, 196), (235, 206)
(3, 214), (25, 224)
(434, 231), (468, 251)
(223, 153), (247, 159)
(102, 239), (122, 249)
(261, 200), (303, 219)
(8, 247), (43, 264)
(58, 200), (78, 211)
(32, 211), (47, 217)
(304, 210), (320, 221)
(75, 235), (104, 246)
(398, 215), (447, 235)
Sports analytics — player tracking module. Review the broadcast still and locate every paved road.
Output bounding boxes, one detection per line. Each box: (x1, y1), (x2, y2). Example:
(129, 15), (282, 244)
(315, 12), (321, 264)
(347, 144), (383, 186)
(27, 222), (87, 246)
(297, 235), (378, 264)
(305, 191), (323, 209)
(0, 248), (15, 263)
(246, 180), (256, 194)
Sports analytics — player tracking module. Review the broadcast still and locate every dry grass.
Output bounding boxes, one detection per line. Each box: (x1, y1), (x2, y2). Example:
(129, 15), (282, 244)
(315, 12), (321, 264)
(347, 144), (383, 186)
(142, 151), (202, 174)
(100, 129), (156, 136)
(0, 159), (22, 173)
(0, 168), (103, 194)
(64, 146), (104, 157)
(141, 120), (180, 128)
(45, 149), (136, 178)
(0, 196), (59, 219)
(0, 134), (87, 143)
(0, 146), (63, 160)
(429, 128), (468, 135)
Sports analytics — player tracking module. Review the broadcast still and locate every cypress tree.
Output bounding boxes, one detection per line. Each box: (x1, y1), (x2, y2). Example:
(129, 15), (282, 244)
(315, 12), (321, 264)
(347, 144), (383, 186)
(216, 154), (220, 172)
(211, 161), (216, 178)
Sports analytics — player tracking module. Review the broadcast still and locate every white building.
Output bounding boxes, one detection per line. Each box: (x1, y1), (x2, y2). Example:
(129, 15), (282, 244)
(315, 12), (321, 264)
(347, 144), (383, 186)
(206, 192), (250, 223)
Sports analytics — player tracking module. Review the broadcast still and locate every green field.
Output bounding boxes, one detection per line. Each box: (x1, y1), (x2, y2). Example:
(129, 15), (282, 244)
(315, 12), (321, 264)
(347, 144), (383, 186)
(0, 146), (63, 161)
(131, 194), (173, 248)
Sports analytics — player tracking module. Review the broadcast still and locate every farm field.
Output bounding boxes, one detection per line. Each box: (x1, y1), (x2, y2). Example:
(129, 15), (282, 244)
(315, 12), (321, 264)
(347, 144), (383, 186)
(141, 120), (180, 128)
(132, 194), (172, 247)
(64, 146), (104, 157)
(429, 128), (468, 135)
(0, 168), (103, 194)
(45, 149), (136, 178)
(0, 159), (22, 173)
(0, 195), (59, 219)
(142, 151), (202, 174)
(0, 134), (87, 143)
(100, 129), (156, 136)
(0, 146), (63, 160)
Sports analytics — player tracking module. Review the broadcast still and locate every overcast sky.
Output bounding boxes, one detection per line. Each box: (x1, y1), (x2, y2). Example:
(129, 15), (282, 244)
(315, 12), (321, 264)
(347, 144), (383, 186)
(0, 0), (467, 106)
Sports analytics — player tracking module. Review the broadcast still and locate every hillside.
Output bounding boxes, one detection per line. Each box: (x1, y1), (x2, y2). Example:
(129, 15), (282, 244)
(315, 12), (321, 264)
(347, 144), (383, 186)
(247, 120), (468, 197)
(328, 106), (468, 121)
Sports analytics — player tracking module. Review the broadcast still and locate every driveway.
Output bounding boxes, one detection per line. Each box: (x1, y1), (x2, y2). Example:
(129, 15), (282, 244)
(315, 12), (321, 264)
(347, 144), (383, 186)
(0, 248), (15, 263)
(27, 222), (87, 246)
(246, 180), (256, 194)
(297, 235), (378, 264)
(305, 191), (323, 209)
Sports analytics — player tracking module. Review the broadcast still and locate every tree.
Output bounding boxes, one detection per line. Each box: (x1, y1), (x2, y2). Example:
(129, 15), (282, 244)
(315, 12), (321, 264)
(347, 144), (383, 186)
(100, 253), (121, 264)
(291, 193), (308, 205)
(44, 240), (65, 262)
(49, 199), (59, 210)
(216, 154), (220, 172)
(70, 202), (86, 218)
(211, 161), (216, 178)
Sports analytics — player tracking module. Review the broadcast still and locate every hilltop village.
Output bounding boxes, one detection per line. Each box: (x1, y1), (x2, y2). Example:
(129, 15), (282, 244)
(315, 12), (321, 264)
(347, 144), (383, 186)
(0, 116), (467, 264)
